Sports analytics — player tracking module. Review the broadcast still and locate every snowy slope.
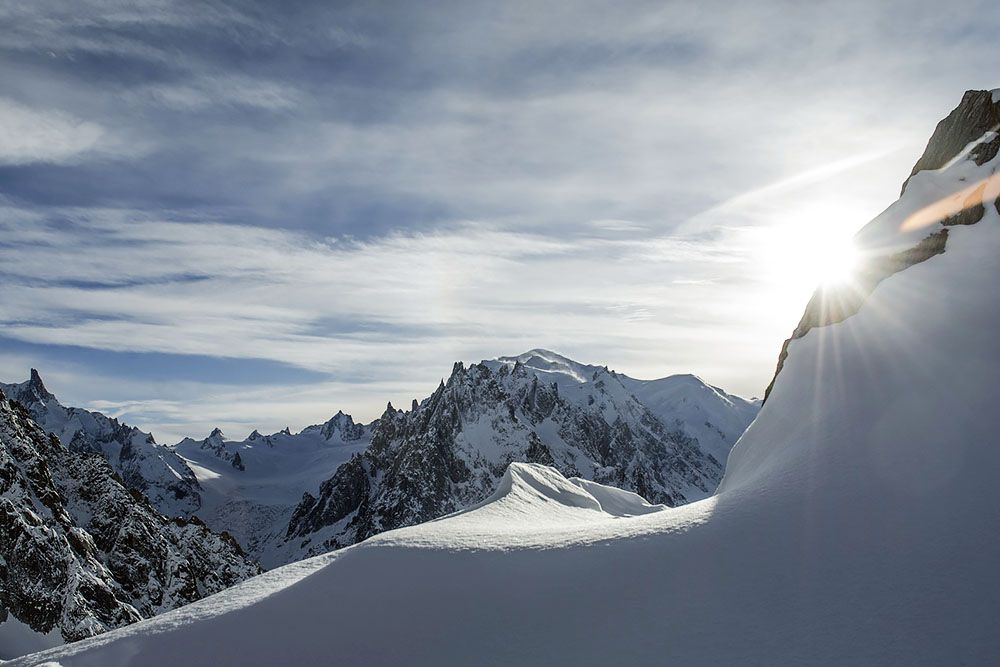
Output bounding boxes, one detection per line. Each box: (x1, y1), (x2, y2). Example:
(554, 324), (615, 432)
(173, 415), (371, 568)
(489, 349), (760, 464)
(21, 89), (1000, 666)
(617, 374), (760, 464)
(0, 371), (202, 517)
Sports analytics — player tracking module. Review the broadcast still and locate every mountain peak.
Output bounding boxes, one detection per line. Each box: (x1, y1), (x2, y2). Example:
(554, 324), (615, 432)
(492, 349), (600, 385)
(504, 348), (579, 365)
(26, 368), (55, 401)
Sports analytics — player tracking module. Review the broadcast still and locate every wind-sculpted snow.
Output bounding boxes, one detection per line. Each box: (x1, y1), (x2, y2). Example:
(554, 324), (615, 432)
(360, 463), (690, 552)
(19, 89), (1000, 666)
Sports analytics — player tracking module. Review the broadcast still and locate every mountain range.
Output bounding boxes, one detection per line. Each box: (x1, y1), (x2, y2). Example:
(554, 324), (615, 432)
(0, 350), (757, 653)
(15, 88), (1000, 666)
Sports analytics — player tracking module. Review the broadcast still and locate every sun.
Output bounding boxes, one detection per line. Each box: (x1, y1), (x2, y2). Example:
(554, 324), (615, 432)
(811, 235), (860, 287)
(757, 200), (864, 289)
(749, 199), (867, 327)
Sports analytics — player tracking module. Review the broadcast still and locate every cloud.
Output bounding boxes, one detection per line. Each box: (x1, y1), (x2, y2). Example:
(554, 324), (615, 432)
(3, 0), (1000, 439)
(127, 76), (302, 112)
(0, 212), (764, 390)
(0, 98), (107, 165)
(5, 0), (994, 235)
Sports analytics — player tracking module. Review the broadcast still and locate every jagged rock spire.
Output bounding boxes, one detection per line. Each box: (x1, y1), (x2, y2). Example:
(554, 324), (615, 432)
(27, 368), (53, 400)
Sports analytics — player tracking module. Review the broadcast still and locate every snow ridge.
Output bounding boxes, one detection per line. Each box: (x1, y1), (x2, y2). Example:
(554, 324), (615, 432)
(0, 372), (202, 518)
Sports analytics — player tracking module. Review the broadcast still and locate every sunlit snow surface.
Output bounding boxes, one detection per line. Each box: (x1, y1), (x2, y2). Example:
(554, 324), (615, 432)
(15, 135), (1000, 667)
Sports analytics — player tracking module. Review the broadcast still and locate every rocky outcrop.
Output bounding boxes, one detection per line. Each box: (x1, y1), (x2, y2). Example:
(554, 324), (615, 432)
(903, 89), (1000, 192)
(282, 361), (722, 557)
(0, 393), (260, 646)
(0, 396), (141, 643)
(309, 411), (368, 442)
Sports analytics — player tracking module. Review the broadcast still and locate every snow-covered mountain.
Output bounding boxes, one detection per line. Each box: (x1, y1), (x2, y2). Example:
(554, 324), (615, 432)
(173, 415), (372, 568)
(277, 359), (724, 564)
(25, 89), (1000, 666)
(0, 356), (750, 572)
(488, 349), (760, 464)
(0, 393), (260, 660)
(0, 371), (202, 518)
(165, 353), (754, 567)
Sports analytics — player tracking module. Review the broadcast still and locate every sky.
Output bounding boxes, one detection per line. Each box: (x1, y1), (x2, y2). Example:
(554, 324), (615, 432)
(1, 0), (999, 443)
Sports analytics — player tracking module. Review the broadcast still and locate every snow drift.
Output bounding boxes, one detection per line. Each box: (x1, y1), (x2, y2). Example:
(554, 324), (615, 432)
(14, 90), (1000, 666)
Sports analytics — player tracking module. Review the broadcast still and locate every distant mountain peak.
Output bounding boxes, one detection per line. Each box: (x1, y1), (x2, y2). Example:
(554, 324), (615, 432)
(484, 350), (759, 465)
(27, 368), (53, 400)
(494, 349), (601, 384)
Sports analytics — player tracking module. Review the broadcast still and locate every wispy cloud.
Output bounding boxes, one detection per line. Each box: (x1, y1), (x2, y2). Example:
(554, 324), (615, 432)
(126, 76), (303, 112)
(2, 0), (999, 438)
(0, 98), (109, 165)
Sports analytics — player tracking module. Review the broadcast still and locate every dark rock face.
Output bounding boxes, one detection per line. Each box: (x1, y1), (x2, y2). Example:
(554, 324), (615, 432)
(286, 456), (370, 540)
(55, 452), (260, 619)
(0, 394), (260, 646)
(283, 362), (722, 556)
(939, 182), (987, 227)
(903, 89), (1000, 193)
(1, 395), (142, 642)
